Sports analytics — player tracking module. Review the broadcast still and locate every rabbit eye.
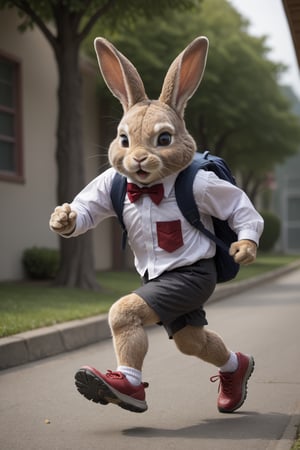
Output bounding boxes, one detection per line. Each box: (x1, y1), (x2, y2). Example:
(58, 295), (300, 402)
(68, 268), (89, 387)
(120, 134), (129, 148)
(157, 132), (172, 147)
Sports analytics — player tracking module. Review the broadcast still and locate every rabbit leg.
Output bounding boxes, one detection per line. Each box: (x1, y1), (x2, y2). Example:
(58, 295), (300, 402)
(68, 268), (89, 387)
(173, 325), (230, 367)
(108, 293), (160, 370)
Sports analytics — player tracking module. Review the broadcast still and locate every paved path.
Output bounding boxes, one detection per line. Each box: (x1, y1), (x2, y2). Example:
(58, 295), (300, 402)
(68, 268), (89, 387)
(0, 268), (300, 450)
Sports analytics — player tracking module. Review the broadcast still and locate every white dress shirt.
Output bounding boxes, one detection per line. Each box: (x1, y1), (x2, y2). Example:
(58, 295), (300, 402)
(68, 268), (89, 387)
(67, 167), (264, 280)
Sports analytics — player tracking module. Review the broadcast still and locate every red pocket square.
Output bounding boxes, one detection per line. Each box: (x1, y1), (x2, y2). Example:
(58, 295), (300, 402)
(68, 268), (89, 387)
(156, 220), (184, 252)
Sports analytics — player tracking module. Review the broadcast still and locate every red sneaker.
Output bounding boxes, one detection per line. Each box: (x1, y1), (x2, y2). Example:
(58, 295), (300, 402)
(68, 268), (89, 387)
(210, 352), (255, 413)
(74, 366), (148, 413)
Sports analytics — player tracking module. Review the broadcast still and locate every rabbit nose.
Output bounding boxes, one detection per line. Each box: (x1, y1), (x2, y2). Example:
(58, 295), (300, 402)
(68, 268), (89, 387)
(133, 155), (147, 163)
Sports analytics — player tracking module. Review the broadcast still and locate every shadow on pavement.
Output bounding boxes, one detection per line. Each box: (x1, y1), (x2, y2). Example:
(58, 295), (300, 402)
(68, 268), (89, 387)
(123, 411), (290, 440)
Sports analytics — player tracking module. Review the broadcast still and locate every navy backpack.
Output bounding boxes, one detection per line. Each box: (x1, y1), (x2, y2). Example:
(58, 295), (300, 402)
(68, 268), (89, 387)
(110, 151), (240, 283)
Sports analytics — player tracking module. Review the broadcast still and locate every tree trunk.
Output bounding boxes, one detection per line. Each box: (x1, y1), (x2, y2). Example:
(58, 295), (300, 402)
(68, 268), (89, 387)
(53, 32), (100, 290)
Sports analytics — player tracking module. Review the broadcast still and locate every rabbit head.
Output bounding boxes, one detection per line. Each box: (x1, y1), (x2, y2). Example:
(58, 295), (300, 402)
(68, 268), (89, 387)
(94, 36), (209, 185)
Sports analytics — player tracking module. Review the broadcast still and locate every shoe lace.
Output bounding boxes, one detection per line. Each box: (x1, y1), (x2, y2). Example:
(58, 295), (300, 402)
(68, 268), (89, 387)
(106, 370), (124, 379)
(105, 370), (149, 388)
(210, 373), (233, 394)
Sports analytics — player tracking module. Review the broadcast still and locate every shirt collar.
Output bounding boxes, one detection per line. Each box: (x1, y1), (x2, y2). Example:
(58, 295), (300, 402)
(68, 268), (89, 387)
(127, 172), (179, 199)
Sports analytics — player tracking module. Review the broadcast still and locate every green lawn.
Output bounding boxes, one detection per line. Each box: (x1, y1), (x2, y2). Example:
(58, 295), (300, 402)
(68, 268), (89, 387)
(234, 253), (299, 282)
(0, 254), (299, 338)
(0, 271), (140, 338)
(291, 425), (300, 450)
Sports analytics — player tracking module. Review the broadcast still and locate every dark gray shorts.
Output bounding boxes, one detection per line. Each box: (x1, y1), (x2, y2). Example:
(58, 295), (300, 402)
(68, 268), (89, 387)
(134, 258), (217, 338)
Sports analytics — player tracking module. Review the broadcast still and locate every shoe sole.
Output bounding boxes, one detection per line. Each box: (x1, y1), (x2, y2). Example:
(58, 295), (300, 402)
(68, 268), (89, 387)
(74, 368), (148, 413)
(218, 356), (255, 413)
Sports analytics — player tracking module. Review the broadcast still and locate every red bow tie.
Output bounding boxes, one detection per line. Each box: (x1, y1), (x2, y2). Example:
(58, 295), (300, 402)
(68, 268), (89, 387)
(127, 183), (164, 205)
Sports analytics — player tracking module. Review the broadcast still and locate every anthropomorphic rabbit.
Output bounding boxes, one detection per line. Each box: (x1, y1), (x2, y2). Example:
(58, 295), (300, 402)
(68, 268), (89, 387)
(49, 36), (264, 414)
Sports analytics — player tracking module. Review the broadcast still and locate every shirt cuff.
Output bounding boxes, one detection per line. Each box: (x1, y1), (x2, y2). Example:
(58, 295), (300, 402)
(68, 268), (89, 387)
(58, 226), (76, 238)
(237, 229), (260, 246)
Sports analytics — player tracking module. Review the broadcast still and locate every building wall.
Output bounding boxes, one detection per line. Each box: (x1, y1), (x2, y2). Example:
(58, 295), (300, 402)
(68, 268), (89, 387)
(0, 9), (112, 280)
(274, 152), (300, 253)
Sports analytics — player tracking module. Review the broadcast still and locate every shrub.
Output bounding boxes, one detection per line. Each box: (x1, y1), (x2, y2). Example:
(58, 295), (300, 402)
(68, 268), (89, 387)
(259, 211), (281, 252)
(22, 247), (60, 280)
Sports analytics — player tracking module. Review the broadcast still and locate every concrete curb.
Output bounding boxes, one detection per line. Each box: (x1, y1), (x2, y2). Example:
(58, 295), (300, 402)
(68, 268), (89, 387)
(0, 315), (111, 370)
(268, 412), (300, 450)
(1, 260), (300, 371)
(210, 259), (300, 302)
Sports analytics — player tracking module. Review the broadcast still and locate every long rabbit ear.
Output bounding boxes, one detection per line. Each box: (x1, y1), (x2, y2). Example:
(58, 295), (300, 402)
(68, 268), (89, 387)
(94, 37), (148, 112)
(159, 37), (209, 117)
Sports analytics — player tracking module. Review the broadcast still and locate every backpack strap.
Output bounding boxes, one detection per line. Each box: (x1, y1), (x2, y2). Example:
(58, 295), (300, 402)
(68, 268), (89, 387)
(111, 153), (231, 253)
(110, 172), (128, 249)
(175, 152), (230, 252)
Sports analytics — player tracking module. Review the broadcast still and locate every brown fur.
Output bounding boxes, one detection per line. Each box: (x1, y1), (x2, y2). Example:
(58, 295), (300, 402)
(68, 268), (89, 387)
(173, 326), (230, 367)
(94, 36), (209, 185)
(108, 294), (230, 370)
(92, 37), (255, 370)
(108, 294), (159, 370)
(49, 37), (258, 375)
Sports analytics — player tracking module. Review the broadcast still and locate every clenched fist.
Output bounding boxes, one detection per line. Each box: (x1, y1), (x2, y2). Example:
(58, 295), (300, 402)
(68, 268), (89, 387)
(229, 239), (257, 265)
(49, 203), (77, 235)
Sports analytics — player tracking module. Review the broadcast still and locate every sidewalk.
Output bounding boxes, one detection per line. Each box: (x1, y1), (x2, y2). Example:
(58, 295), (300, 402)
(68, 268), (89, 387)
(1, 264), (300, 450)
(1, 260), (300, 371)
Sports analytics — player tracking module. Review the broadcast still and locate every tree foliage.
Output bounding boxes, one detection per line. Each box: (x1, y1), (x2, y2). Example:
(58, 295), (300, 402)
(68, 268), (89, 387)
(0, 0), (201, 289)
(2, 0), (299, 287)
(88, 0), (300, 203)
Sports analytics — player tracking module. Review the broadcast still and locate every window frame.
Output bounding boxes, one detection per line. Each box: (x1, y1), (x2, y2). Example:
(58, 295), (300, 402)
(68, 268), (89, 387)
(0, 51), (24, 183)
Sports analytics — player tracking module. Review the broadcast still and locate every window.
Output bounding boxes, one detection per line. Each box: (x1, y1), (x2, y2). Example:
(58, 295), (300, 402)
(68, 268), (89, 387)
(0, 53), (23, 182)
